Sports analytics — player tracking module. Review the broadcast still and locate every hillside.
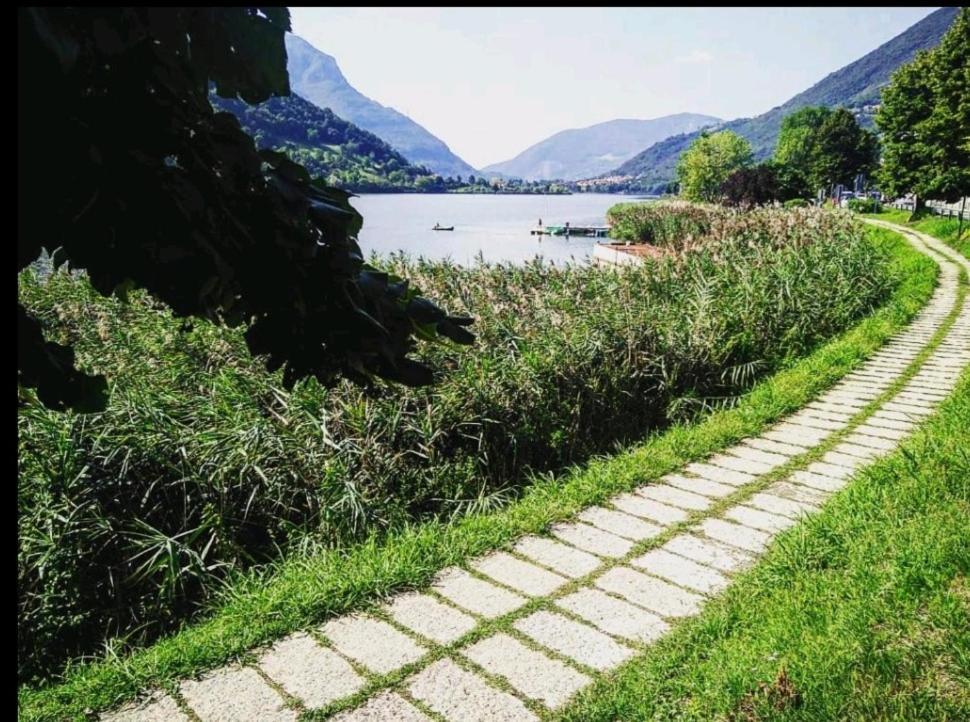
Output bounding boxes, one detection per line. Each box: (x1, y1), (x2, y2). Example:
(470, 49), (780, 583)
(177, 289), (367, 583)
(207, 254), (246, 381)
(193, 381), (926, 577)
(210, 91), (436, 192)
(285, 34), (477, 178)
(481, 113), (720, 181)
(611, 6), (959, 191)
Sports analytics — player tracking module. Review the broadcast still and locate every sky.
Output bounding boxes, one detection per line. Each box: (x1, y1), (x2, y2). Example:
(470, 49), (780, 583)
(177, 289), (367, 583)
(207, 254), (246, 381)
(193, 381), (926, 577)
(289, 7), (939, 169)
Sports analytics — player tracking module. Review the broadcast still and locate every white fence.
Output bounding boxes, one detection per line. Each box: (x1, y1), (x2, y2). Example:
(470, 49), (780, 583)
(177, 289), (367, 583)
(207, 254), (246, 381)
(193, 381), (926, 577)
(889, 196), (969, 220)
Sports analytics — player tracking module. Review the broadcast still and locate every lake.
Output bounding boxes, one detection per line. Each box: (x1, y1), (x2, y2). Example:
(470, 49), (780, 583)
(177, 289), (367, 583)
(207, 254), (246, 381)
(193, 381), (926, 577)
(349, 193), (648, 265)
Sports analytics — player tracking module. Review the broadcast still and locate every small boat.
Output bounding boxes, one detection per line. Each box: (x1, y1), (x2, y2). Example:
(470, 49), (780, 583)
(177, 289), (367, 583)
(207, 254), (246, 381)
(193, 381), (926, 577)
(432, 224), (454, 231)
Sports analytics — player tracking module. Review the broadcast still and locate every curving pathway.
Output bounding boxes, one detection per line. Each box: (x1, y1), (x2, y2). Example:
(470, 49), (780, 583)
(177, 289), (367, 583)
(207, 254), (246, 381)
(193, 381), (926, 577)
(105, 221), (969, 722)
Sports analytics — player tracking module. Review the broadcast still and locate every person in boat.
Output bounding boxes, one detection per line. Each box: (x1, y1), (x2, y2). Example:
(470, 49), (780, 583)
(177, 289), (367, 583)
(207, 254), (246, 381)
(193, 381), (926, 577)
(538, 217), (542, 227)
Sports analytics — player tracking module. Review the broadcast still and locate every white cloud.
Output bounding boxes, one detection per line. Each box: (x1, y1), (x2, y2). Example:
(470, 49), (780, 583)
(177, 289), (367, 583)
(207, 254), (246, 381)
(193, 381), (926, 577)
(675, 49), (714, 64)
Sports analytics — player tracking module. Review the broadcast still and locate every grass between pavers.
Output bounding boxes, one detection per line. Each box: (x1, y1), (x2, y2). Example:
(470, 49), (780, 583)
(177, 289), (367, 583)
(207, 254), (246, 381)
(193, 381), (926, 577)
(863, 208), (970, 260)
(556, 366), (970, 722)
(16, 227), (939, 721)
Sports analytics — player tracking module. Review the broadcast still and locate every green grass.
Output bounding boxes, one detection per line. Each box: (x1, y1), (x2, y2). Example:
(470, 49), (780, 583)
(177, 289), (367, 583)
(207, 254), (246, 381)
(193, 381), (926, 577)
(557, 371), (970, 722)
(17, 225), (938, 721)
(864, 208), (970, 260)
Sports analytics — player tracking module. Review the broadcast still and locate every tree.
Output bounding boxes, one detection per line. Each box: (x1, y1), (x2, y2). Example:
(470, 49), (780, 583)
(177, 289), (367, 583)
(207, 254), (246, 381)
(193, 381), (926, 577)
(774, 106), (831, 198)
(676, 130), (753, 202)
(720, 163), (780, 208)
(812, 108), (879, 190)
(18, 7), (473, 412)
(773, 106), (878, 197)
(876, 7), (969, 205)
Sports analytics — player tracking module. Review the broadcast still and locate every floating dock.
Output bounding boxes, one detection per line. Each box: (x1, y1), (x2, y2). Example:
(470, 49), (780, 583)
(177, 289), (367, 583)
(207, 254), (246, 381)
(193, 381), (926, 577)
(531, 225), (611, 238)
(592, 242), (665, 267)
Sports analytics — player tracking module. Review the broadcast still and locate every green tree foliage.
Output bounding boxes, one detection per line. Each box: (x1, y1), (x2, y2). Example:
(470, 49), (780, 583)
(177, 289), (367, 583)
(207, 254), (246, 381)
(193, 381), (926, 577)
(774, 106), (878, 196)
(774, 106), (832, 197)
(676, 131), (753, 202)
(18, 7), (474, 412)
(720, 163), (781, 208)
(812, 108), (879, 189)
(876, 7), (969, 203)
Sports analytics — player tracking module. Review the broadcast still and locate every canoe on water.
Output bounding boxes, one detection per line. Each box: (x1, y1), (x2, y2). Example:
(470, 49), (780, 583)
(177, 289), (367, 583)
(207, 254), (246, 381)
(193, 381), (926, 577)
(432, 225), (454, 231)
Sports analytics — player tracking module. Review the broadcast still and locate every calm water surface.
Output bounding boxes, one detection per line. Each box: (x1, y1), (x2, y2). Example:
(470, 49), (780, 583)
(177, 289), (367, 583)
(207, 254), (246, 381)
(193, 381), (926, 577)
(350, 193), (649, 265)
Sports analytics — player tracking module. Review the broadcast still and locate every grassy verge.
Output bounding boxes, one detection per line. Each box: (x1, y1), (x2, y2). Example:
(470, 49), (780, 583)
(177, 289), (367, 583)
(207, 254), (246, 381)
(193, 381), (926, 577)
(864, 208), (969, 259)
(18, 228), (938, 720)
(558, 368), (970, 722)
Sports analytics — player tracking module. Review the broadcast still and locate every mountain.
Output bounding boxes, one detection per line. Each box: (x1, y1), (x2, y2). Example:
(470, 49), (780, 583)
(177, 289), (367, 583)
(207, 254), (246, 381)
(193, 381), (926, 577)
(210, 91), (437, 192)
(285, 34), (477, 178)
(482, 114), (720, 181)
(610, 6), (960, 191)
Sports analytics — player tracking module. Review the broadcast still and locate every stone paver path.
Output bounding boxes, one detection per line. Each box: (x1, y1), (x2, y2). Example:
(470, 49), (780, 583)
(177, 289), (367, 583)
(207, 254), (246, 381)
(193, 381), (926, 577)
(104, 222), (969, 721)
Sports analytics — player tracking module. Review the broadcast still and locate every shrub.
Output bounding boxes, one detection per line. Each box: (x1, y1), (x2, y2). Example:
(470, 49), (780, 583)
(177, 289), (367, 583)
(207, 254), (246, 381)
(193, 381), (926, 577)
(784, 198), (809, 208)
(847, 197), (881, 213)
(606, 201), (729, 248)
(720, 164), (781, 208)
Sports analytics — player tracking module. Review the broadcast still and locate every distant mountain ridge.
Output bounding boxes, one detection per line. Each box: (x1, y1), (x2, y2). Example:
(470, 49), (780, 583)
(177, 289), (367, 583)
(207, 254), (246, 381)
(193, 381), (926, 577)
(481, 114), (720, 181)
(610, 6), (960, 191)
(210, 90), (435, 192)
(285, 34), (478, 178)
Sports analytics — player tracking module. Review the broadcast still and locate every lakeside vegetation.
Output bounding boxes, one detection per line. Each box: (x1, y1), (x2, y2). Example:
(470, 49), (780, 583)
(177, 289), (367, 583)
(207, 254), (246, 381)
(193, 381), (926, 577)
(19, 204), (892, 683)
(19, 222), (937, 721)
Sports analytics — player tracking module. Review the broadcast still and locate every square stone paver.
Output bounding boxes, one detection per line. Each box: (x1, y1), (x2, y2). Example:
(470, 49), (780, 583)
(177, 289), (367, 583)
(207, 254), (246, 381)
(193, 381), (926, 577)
(321, 614), (426, 675)
(472, 552), (569, 597)
(661, 473), (736, 499)
(630, 548), (728, 594)
(723, 505), (797, 534)
(610, 492), (689, 525)
(790, 470), (848, 493)
(744, 491), (817, 519)
(257, 633), (364, 709)
(578, 506), (664, 540)
(830, 441), (883, 461)
(550, 521), (634, 558)
(764, 481), (829, 506)
(744, 437), (810, 458)
(725, 445), (791, 468)
(385, 592), (477, 645)
(661, 533), (754, 573)
(431, 568), (527, 619)
(330, 692), (430, 721)
(513, 536), (602, 579)
(556, 588), (669, 643)
(819, 450), (864, 471)
(514, 610), (633, 671)
(804, 461), (853, 480)
(683, 462), (758, 487)
(101, 692), (190, 722)
(462, 633), (590, 709)
(408, 658), (538, 722)
(637, 485), (711, 511)
(697, 518), (771, 553)
(595, 567), (705, 617)
(180, 666), (296, 722)
(707, 453), (774, 475)
(853, 424), (909, 441)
